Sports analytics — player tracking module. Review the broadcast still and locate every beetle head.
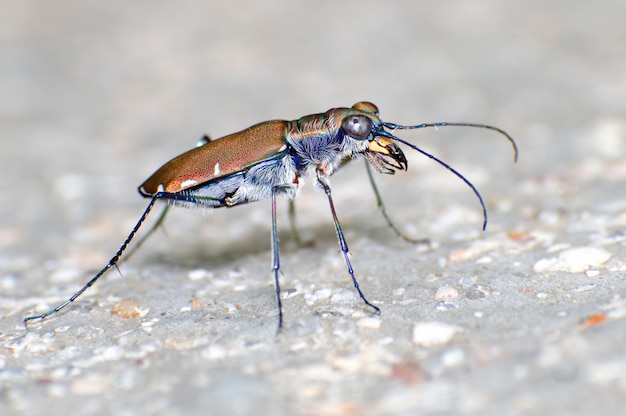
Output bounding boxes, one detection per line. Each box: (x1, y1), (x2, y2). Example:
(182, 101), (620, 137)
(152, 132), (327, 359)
(342, 102), (408, 175)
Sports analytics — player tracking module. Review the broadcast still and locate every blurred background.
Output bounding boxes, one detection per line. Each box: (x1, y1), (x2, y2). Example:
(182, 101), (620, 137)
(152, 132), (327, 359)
(2, 0), (622, 256)
(1, 1), (625, 415)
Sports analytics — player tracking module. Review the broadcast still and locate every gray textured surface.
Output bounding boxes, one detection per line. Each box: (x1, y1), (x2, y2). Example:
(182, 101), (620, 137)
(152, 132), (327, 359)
(2, 1), (625, 415)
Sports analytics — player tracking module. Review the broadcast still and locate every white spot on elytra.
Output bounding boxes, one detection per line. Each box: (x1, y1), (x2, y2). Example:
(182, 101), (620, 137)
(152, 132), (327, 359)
(181, 179), (198, 188)
(213, 163), (221, 176)
(157, 184), (165, 192)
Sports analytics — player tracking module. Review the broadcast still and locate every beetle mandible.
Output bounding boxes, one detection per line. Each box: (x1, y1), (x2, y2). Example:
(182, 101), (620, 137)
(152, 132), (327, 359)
(24, 101), (518, 330)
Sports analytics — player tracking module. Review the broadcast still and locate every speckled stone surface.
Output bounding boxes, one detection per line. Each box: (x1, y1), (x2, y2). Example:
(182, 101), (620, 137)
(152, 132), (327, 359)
(1, 1), (625, 415)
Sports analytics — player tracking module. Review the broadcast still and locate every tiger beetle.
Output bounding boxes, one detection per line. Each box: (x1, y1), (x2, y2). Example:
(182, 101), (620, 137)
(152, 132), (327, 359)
(24, 102), (518, 330)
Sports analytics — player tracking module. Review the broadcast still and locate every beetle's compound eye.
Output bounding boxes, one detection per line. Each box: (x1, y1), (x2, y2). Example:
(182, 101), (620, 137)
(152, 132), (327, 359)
(342, 115), (372, 139)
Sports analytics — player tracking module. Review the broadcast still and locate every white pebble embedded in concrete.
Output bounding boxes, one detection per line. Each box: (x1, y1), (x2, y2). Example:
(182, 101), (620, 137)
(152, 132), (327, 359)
(533, 247), (612, 273)
(188, 269), (212, 281)
(435, 286), (459, 301)
(412, 321), (463, 347)
(357, 317), (381, 329)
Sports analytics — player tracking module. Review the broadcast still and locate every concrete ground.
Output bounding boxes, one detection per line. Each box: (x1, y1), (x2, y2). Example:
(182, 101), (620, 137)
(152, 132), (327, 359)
(1, 1), (625, 415)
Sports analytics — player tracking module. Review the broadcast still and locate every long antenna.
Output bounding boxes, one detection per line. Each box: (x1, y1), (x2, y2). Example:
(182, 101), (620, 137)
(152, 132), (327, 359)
(383, 122), (518, 162)
(379, 123), (518, 230)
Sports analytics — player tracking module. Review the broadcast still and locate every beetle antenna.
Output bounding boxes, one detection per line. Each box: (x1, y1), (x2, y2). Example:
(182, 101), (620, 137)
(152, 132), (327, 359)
(382, 132), (489, 230)
(383, 122), (518, 163)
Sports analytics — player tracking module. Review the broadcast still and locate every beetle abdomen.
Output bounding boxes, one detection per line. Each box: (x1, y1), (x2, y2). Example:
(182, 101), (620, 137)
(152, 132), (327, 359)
(139, 120), (291, 195)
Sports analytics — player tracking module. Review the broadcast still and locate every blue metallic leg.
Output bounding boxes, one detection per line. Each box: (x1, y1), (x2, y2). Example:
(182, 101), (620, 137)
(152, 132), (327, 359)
(364, 160), (428, 245)
(271, 187), (284, 331)
(288, 199), (303, 246)
(316, 172), (381, 316)
(24, 197), (160, 325)
(122, 204), (170, 263)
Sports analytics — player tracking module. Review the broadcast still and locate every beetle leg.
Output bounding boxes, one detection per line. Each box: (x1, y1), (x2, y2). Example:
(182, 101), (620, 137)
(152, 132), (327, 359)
(363, 160), (429, 245)
(287, 199), (304, 246)
(271, 187), (284, 331)
(316, 171), (380, 316)
(24, 197), (160, 326)
(287, 200), (315, 248)
(121, 204), (170, 264)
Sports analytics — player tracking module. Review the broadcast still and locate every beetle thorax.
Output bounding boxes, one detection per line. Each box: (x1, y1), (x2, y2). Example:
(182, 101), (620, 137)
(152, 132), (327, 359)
(286, 116), (369, 177)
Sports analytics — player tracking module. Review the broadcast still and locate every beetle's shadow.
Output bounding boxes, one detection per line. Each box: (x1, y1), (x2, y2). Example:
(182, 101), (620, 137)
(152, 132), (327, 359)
(132, 212), (401, 271)
(122, 184), (430, 272)
(134, 226), (265, 269)
(156, 229), (333, 268)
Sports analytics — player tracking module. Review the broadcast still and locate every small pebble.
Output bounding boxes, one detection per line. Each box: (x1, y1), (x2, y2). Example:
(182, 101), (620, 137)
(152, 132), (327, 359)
(233, 284), (247, 291)
(449, 248), (476, 262)
(390, 362), (428, 386)
(435, 286), (459, 301)
(393, 287), (405, 296)
(412, 321), (463, 347)
(547, 243), (571, 253)
(111, 299), (145, 319)
(357, 317), (381, 329)
(71, 374), (110, 395)
(47, 383), (67, 398)
(188, 269), (212, 281)
(289, 341), (308, 352)
(534, 247), (612, 273)
(435, 301), (459, 311)
(0, 274), (18, 290)
(280, 288), (298, 298)
(588, 360), (626, 385)
(465, 284), (492, 299)
(311, 288), (332, 301)
(537, 209), (561, 225)
(201, 345), (228, 360)
(572, 283), (596, 293)
(507, 230), (531, 241)
(441, 347), (465, 367)
(330, 289), (357, 304)
(458, 276), (477, 288)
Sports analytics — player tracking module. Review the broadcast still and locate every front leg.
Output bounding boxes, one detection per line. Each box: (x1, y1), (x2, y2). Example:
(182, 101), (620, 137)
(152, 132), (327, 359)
(315, 170), (380, 316)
